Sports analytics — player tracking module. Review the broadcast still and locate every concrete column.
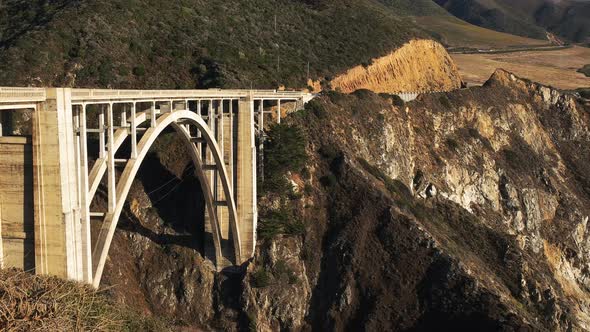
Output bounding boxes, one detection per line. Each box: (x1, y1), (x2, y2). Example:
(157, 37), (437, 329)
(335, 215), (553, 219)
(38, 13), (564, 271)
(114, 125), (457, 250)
(106, 103), (115, 213)
(78, 104), (92, 283)
(257, 100), (265, 183)
(277, 99), (281, 124)
(217, 101), (229, 241)
(0, 136), (34, 271)
(130, 103), (137, 159)
(98, 107), (105, 158)
(150, 102), (157, 128)
(33, 88), (82, 280)
(227, 100), (234, 194)
(236, 98), (256, 261)
(196, 100), (202, 157)
(203, 100), (215, 261)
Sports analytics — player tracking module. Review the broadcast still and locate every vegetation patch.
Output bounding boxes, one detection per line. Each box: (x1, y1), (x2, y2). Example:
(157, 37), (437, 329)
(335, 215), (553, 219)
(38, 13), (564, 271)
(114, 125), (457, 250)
(578, 65), (590, 78)
(251, 268), (272, 288)
(258, 123), (308, 240)
(576, 88), (590, 99)
(258, 208), (305, 241)
(303, 99), (327, 119)
(273, 260), (299, 285)
(264, 124), (307, 190)
(0, 268), (169, 331)
(439, 95), (453, 109)
(0, 0), (421, 88)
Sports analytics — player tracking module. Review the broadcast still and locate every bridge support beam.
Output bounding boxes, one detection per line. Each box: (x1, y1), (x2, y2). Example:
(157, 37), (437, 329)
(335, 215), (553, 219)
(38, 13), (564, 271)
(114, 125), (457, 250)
(32, 88), (83, 281)
(236, 98), (256, 261)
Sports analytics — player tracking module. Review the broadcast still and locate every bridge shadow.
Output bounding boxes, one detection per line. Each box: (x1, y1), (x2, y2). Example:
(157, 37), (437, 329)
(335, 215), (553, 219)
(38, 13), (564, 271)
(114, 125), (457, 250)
(115, 132), (210, 254)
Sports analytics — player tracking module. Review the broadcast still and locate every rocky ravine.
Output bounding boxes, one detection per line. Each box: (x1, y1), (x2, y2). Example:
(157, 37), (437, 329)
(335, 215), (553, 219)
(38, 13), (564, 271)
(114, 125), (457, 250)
(100, 70), (590, 331)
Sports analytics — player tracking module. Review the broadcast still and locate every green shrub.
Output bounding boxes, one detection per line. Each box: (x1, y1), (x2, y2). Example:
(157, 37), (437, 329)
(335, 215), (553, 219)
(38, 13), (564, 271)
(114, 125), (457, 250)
(258, 218), (284, 241)
(320, 174), (337, 187)
(439, 95), (452, 109)
(319, 144), (341, 162)
(446, 138), (459, 151)
(132, 66), (146, 76)
(264, 124), (307, 177)
(258, 209), (306, 240)
(251, 268), (271, 288)
(304, 99), (327, 118)
(576, 88), (590, 99)
(283, 218), (305, 236)
(327, 90), (347, 104)
(304, 183), (314, 195)
(273, 260), (299, 285)
(263, 123), (307, 196)
(578, 64), (590, 78)
(274, 260), (289, 275)
(300, 167), (311, 180)
(262, 174), (292, 195)
(288, 273), (299, 285)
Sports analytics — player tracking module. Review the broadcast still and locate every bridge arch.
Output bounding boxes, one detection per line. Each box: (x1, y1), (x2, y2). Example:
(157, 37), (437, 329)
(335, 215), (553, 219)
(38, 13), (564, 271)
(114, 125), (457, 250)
(91, 109), (242, 288)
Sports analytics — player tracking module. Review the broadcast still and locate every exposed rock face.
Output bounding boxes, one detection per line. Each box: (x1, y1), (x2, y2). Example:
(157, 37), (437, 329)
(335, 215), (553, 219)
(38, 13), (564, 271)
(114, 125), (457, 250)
(242, 238), (311, 331)
(102, 70), (590, 331)
(330, 39), (462, 93)
(286, 70), (590, 330)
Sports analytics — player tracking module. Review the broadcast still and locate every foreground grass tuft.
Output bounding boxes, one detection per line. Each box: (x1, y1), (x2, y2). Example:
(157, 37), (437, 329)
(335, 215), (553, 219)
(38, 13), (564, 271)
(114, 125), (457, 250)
(0, 268), (169, 331)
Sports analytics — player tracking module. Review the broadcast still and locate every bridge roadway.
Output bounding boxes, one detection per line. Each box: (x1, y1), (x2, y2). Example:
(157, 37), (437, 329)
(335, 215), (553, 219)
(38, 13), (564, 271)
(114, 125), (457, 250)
(0, 87), (312, 287)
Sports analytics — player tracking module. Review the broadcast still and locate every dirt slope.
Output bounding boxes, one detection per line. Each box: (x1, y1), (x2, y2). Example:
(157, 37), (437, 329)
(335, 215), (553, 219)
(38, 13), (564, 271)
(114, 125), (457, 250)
(331, 39), (462, 93)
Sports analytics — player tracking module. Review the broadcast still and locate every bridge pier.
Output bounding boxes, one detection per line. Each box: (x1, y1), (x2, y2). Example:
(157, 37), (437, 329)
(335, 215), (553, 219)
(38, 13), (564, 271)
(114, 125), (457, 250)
(32, 88), (84, 281)
(237, 97), (256, 260)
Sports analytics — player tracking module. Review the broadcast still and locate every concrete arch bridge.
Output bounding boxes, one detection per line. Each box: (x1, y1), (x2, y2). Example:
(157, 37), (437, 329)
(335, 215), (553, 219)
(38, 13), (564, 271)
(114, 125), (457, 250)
(0, 87), (312, 287)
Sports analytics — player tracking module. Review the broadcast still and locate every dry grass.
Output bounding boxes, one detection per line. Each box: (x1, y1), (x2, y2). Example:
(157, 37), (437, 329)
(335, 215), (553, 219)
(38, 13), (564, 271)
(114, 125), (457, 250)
(414, 16), (547, 49)
(453, 46), (590, 89)
(0, 268), (169, 331)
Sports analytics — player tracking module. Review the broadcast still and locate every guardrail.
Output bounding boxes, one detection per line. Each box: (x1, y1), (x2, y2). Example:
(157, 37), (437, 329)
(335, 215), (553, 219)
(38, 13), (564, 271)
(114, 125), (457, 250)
(0, 87), (311, 105)
(0, 87), (46, 103)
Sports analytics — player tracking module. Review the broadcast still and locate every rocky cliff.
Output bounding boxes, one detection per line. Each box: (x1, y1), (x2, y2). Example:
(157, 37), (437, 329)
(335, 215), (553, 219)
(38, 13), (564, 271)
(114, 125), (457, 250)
(330, 39), (462, 93)
(101, 70), (590, 331)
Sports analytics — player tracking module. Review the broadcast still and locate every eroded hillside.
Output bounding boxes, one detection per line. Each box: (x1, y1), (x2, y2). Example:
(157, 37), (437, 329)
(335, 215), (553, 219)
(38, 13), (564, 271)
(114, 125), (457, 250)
(98, 70), (590, 331)
(330, 39), (462, 93)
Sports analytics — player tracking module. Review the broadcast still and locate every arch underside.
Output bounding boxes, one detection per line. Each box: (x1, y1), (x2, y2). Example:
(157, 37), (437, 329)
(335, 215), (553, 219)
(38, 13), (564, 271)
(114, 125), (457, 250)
(89, 109), (241, 288)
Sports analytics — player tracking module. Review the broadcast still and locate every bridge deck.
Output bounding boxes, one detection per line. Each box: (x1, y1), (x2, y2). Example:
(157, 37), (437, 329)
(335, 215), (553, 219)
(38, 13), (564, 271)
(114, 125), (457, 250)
(0, 87), (311, 106)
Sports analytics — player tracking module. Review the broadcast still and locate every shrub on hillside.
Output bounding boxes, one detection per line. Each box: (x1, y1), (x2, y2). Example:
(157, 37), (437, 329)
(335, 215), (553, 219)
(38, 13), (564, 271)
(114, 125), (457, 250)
(303, 99), (327, 118)
(263, 123), (307, 193)
(258, 208), (305, 241)
(251, 268), (271, 288)
(577, 64), (590, 78)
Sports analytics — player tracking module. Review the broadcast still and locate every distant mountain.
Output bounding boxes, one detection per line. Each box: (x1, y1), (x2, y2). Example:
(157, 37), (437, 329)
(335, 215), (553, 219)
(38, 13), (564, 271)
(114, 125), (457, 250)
(433, 0), (590, 43)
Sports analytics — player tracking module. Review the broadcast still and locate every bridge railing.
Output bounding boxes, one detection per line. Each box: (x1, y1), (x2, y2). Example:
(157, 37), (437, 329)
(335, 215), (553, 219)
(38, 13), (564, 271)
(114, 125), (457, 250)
(0, 87), (311, 104)
(0, 87), (46, 103)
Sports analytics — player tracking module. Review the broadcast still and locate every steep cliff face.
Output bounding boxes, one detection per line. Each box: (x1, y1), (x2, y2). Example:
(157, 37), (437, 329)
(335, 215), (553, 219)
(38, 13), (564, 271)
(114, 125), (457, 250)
(277, 70), (590, 330)
(102, 70), (590, 331)
(330, 39), (462, 93)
